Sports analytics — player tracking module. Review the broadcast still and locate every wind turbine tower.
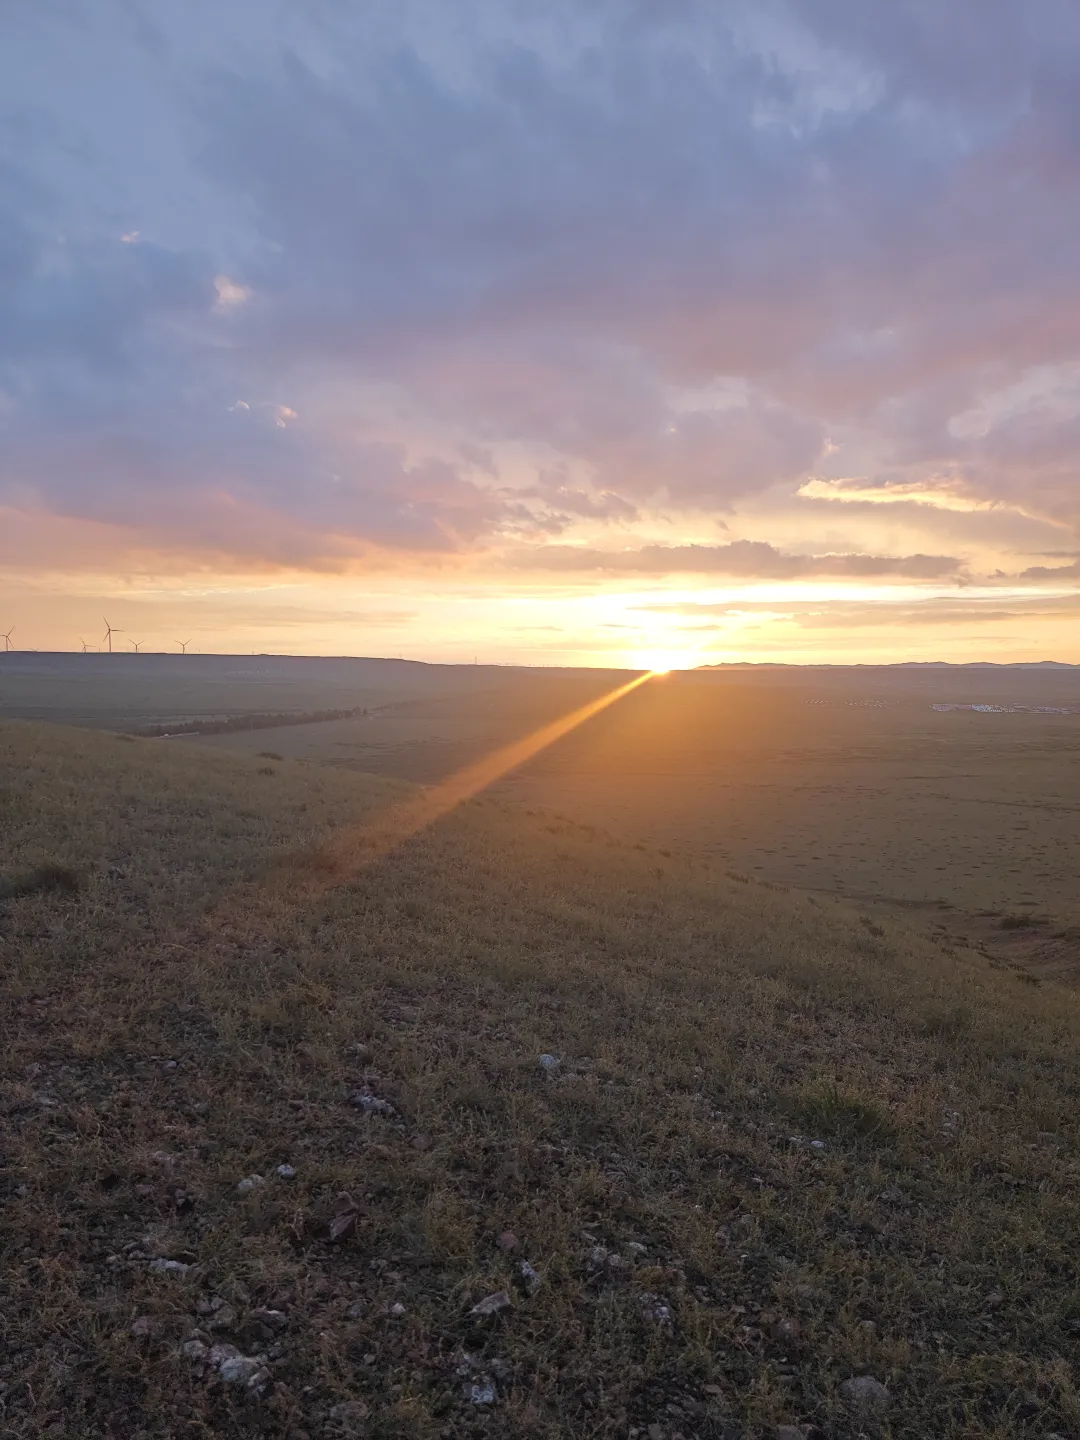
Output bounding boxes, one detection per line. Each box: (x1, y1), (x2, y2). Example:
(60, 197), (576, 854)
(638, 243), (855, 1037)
(177, 639), (192, 654)
(130, 639), (143, 654)
(102, 618), (121, 654)
(2, 627), (13, 653)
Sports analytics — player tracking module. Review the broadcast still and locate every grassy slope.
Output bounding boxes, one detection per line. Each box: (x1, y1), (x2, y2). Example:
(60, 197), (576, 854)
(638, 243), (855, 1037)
(2, 721), (1080, 1440)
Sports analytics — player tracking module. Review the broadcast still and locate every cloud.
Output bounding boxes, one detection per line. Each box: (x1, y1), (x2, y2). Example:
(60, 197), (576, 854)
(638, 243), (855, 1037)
(797, 476), (1025, 515)
(1019, 560), (1080, 581)
(636, 591), (1080, 628)
(509, 540), (961, 579)
(3, 0), (1080, 576)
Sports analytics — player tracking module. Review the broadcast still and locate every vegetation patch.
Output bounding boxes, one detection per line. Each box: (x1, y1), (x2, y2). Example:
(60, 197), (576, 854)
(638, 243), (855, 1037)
(3, 722), (1080, 1440)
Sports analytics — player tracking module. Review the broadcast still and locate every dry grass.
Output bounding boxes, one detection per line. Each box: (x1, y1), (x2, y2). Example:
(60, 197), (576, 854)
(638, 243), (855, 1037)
(3, 721), (1080, 1439)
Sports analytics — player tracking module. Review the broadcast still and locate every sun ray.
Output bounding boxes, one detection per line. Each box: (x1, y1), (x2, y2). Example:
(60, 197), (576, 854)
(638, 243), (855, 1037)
(306, 669), (660, 880)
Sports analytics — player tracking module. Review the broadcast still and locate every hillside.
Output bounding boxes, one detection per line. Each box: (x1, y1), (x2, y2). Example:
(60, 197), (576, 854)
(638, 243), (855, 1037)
(3, 722), (1080, 1439)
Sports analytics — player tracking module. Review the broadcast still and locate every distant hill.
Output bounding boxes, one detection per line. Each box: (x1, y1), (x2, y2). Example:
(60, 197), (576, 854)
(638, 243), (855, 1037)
(2, 721), (1079, 1439)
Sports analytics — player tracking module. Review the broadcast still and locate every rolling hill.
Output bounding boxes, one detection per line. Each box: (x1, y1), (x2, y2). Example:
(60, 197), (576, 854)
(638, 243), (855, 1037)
(2, 721), (1080, 1439)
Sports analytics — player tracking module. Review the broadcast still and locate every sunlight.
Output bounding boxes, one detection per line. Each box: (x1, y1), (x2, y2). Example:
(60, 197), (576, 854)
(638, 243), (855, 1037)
(317, 668), (663, 878)
(628, 645), (707, 674)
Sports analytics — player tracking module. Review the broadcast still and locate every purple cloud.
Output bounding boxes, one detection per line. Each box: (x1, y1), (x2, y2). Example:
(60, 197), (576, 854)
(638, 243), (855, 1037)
(2, 1), (1080, 565)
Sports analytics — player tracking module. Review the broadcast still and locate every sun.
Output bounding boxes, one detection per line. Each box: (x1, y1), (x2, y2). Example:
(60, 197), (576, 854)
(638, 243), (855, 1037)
(631, 647), (698, 674)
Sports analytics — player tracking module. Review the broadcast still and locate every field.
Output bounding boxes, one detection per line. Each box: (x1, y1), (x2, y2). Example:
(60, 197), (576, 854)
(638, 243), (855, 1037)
(164, 663), (1080, 980)
(3, 708), (1080, 1439)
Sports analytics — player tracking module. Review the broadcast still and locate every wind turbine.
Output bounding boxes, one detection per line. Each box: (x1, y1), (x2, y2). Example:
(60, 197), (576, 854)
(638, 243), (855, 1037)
(129, 639), (144, 654)
(102, 618), (122, 653)
(2, 627), (13, 653)
(177, 639), (192, 654)
(79, 638), (94, 653)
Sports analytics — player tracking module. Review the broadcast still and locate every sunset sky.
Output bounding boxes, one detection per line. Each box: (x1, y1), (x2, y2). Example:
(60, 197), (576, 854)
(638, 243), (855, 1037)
(4, 2), (1080, 666)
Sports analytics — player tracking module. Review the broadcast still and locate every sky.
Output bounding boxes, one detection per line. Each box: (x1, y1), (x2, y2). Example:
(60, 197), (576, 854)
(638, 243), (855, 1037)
(4, 1), (1080, 667)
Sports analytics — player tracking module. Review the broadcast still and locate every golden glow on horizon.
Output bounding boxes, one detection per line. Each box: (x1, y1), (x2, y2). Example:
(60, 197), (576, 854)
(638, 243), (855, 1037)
(304, 668), (660, 881)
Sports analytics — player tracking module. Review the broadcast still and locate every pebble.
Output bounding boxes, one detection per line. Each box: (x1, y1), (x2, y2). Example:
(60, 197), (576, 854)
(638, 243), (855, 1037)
(390, 1302), (406, 1316)
(469, 1290), (512, 1317)
(351, 1092), (396, 1116)
(496, 1230), (518, 1252)
(215, 1349), (270, 1392)
(329, 1400), (370, 1429)
(180, 1338), (208, 1360)
(468, 1379), (497, 1406)
(520, 1260), (542, 1293)
(148, 1258), (190, 1275)
(538, 1054), (560, 1070)
(276, 1164), (296, 1179)
(236, 1174), (265, 1194)
(839, 1376), (891, 1413)
(131, 1315), (156, 1337)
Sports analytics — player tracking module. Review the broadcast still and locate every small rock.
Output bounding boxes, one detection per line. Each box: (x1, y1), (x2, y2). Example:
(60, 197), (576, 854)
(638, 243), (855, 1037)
(329, 1400), (370, 1432)
(207, 1304), (237, 1331)
(148, 1258), (190, 1275)
(390, 1302), (406, 1316)
(250, 1308), (288, 1330)
(809, 1140), (826, 1152)
(346, 1042), (373, 1063)
(180, 1338), (208, 1360)
(351, 1091), (396, 1116)
(986, 1290), (1005, 1308)
(469, 1290), (512, 1317)
(133, 1183), (154, 1197)
(131, 1315), (156, 1337)
(773, 1316), (801, 1344)
(496, 1230), (518, 1252)
(275, 1164), (296, 1179)
(236, 1174), (265, 1195)
(627, 1241), (648, 1257)
(641, 1293), (672, 1325)
(219, 1354), (270, 1392)
(197, 1295), (226, 1315)
(588, 1245), (609, 1268)
(520, 1260), (541, 1293)
(328, 1208), (358, 1242)
(839, 1376), (891, 1414)
(538, 1054), (560, 1070)
(346, 1300), (366, 1320)
(468, 1379), (497, 1405)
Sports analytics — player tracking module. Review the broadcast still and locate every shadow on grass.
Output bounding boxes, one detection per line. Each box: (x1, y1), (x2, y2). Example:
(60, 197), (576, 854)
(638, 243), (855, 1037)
(0, 863), (81, 900)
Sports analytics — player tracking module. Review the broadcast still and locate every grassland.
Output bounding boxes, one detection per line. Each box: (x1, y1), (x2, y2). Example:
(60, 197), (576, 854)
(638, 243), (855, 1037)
(4, 721), (1080, 1439)
(185, 666), (1080, 974)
